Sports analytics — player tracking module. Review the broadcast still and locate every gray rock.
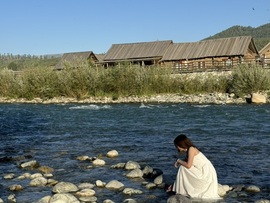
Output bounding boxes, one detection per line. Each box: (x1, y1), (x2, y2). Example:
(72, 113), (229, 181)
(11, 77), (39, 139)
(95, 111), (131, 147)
(78, 196), (98, 202)
(107, 150), (119, 158)
(255, 200), (270, 203)
(29, 177), (48, 186)
(78, 183), (95, 189)
(111, 162), (126, 169)
(126, 169), (143, 178)
(35, 196), (51, 203)
(125, 161), (140, 170)
(251, 93), (266, 104)
(4, 173), (15, 180)
(103, 199), (115, 203)
(52, 182), (79, 193)
(20, 160), (39, 168)
(145, 183), (156, 189)
(92, 158), (106, 166)
(167, 194), (191, 203)
(103, 200), (115, 203)
(9, 184), (23, 191)
(75, 188), (95, 197)
(49, 193), (80, 203)
(123, 188), (143, 195)
(8, 194), (16, 203)
(245, 185), (261, 193)
(123, 199), (137, 203)
(105, 180), (124, 190)
(142, 165), (153, 177)
(154, 175), (163, 185)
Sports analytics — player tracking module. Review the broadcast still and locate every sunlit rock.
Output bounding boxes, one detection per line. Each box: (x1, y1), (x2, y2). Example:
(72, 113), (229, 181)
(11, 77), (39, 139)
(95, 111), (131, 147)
(50, 193), (80, 203)
(29, 177), (48, 186)
(154, 175), (163, 185)
(9, 184), (23, 191)
(52, 182), (79, 193)
(125, 161), (141, 170)
(251, 93), (266, 104)
(92, 158), (105, 166)
(20, 160), (39, 168)
(105, 180), (124, 190)
(126, 168), (143, 178)
(123, 188), (143, 195)
(107, 150), (119, 158)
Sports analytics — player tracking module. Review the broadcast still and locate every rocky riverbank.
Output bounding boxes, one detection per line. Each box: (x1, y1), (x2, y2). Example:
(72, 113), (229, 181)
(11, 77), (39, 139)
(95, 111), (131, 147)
(1, 150), (269, 203)
(1, 92), (268, 104)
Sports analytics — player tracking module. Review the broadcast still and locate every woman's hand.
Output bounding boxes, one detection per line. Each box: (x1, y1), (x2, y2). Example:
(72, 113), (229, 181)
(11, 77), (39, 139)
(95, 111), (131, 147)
(174, 159), (181, 168)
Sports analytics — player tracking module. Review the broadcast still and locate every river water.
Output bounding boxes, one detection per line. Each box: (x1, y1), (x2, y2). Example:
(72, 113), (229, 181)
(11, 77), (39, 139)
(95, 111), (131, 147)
(0, 103), (269, 203)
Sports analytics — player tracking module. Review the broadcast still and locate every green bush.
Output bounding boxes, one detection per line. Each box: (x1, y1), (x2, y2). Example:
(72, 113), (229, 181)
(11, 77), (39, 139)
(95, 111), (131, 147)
(230, 64), (270, 96)
(2, 63), (269, 100)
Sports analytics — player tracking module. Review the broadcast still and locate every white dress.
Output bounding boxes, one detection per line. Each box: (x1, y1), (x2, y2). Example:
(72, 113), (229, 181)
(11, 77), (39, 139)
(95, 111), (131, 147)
(173, 152), (220, 199)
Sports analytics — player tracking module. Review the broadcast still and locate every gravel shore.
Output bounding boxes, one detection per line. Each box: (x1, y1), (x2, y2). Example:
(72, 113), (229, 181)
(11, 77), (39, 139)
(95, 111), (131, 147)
(0, 93), (253, 104)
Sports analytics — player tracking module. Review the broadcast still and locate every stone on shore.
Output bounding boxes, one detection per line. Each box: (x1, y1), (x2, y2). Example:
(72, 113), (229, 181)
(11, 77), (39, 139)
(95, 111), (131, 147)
(92, 158), (106, 166)
(52, 182), (79, 193)
(125, 161), (141, 170)
(50, 193), (80, 203)
(20, 160), (39, 168)
(246, 185), (261, 193)
(251, 93), (266, 104)
(167, 194), (191, 203)
(123, 188), (143, 195)
(35, 196), (51, 203)
(75, 188), (96, 197)
(126, 168), (144, 178)
(29, 177), (48, 186)
(154, 175), (163, 185)
(107, 150), (119, 158)
(96, 180), (106, 187)
(105, 180), (124, 190)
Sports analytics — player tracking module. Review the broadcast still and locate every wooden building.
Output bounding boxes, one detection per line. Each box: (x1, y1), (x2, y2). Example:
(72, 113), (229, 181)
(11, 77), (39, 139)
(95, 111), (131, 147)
(259, 42), (270, 66)
(160, 36), (259, 70)
(55, 51), (101, 70)
(102, 40), (172, 67)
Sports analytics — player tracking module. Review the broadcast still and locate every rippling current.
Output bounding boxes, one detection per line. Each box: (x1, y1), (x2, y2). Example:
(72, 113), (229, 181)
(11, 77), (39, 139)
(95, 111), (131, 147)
(0, 103), (270, 202)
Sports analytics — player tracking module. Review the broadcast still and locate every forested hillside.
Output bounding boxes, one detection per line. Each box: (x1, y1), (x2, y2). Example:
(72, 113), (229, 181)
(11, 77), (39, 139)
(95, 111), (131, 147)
(204, 23), (270, 50)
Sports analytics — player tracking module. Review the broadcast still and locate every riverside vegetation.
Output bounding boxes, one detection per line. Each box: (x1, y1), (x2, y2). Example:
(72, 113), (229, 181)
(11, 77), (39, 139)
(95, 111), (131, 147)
(0, 63), (270, 103)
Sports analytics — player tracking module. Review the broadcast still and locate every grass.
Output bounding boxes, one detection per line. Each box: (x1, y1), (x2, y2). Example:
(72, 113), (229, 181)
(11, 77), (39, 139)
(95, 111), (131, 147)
(0, 63), (269, 100)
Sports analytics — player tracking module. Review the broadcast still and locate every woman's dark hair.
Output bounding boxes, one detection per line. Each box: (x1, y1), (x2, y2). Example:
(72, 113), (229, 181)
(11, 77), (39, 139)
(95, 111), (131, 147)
(174, 134), (197, 161)
(174, 134), (196, 149)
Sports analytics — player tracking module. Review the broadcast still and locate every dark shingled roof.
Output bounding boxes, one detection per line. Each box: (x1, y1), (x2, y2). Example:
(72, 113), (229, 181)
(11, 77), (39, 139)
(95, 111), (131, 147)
(161, 36), (258, 61)
(103, 40), (173, 62)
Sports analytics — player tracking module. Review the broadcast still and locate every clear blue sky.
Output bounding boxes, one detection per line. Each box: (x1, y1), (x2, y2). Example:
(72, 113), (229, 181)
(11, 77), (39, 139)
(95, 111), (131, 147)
(0, 0), (269, 55)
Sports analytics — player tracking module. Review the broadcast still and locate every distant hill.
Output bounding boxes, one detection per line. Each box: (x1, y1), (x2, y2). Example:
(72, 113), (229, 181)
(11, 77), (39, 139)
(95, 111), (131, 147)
(204, 23), (270, 51)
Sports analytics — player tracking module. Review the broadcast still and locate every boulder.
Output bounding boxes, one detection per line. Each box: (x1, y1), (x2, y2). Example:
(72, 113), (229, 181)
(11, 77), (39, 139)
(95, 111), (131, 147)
(96, 180), (106, 187)
(29, 177), (48, 186)
(35, 196), (51, 203)
(75, 188), (95, 197)
(107, 150), (119, 158)
(167, 194), (192, 203)
(251, 93), (266, 104)
(93, 158), (106, 166)
(52, 182), (79, 193)
(20, 160), (39, 168)
(105, 180), (124, 190)
(126, 168), (143, 178)
(125, 161), (140, 170)
(123, 188), (143, 195)
(246, 185), (261, 193)
(50, 193), (80, 203)
(154, 175), (163, 185)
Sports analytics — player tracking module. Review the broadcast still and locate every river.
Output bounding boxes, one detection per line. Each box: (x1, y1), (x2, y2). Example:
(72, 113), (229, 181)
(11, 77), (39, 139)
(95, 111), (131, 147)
(0, 103), (269, 202)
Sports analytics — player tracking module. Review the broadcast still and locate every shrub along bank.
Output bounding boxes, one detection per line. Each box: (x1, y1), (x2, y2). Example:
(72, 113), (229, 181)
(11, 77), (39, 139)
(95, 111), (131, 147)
(0, 64), (269, 101)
